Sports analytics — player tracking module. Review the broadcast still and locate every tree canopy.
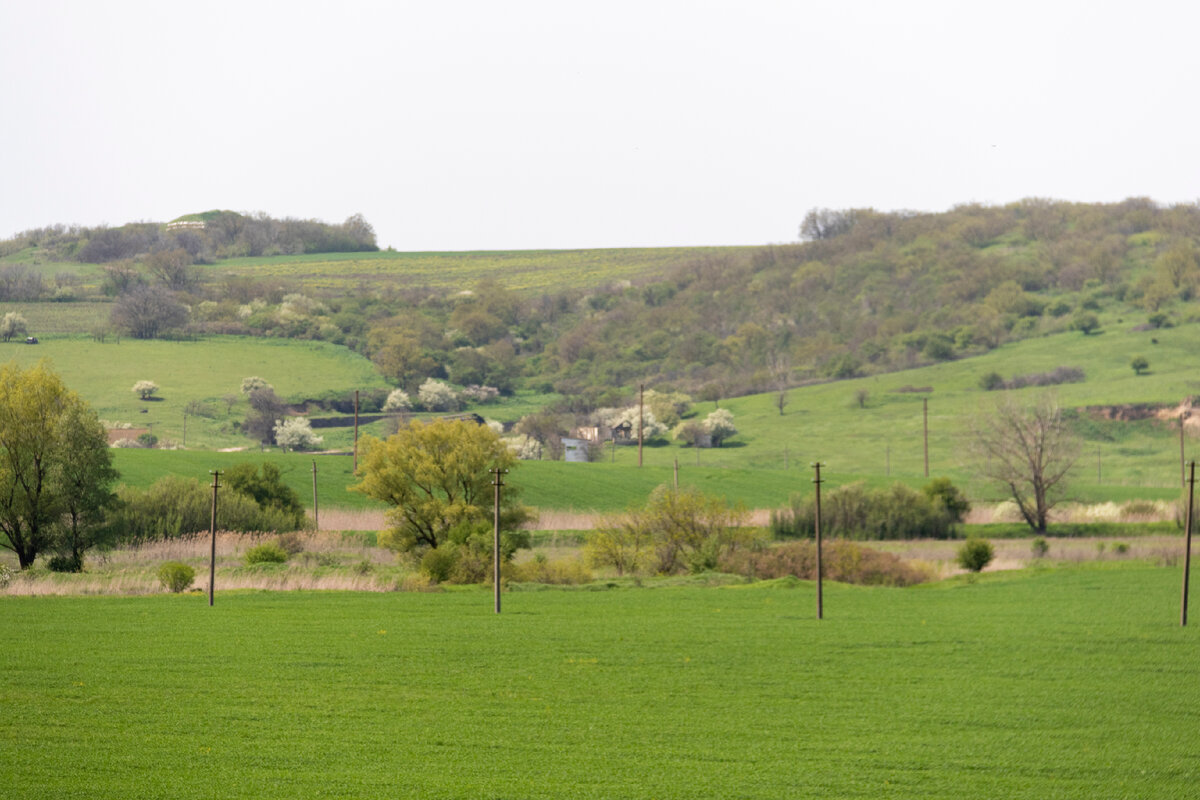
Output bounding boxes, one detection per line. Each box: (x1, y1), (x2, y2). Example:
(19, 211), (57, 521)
(0, 362), (118, 569)
(351, 419), (530, 556)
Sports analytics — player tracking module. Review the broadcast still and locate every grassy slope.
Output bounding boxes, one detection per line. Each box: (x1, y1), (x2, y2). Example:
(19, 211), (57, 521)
(96, 313), (1198, 513)
(208, 246), (750, 293)
(2, 564), (1197, 799)
(0, 337), (389, 448)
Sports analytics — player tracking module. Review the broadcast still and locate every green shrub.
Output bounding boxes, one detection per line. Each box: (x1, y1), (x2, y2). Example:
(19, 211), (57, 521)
(979, 371), (1005, 391)
(136, 432), (158, 448)
(244, 542), (288, 565)
(47, 554), (81, 573)
(772, 481), (961, 541)
(420, 547), (459, 583)
(157, 561), (195, 593)
(225, 462), (307, 530)
(1030, 537), (1049, 559)
(107, 475), (304, 545)
(957, 538), (994, 572)
(1112, 542), (1130, 555)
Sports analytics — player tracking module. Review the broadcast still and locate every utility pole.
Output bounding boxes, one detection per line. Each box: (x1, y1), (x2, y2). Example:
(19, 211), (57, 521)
(923, 397), (929, 478)
(182, 412), (187, 447)
(673, 458), (679, 489)
(311, 460), (319, 530)
(813, 462), (825, 620)
(208, 470), (222, 607)
(1183, 461), (1195, 626)
(638, 384), (644, 468)
(491, 468), (507, 614)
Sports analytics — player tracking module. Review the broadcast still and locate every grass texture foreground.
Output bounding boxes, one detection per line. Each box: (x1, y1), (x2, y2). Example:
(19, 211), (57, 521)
(2, 564), (1198, 798)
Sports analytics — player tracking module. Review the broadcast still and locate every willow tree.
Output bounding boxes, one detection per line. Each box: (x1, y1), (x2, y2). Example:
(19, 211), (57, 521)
(351, 419), (531, 559)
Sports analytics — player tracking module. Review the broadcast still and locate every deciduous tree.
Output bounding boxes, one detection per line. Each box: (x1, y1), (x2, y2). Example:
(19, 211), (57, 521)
(351, 419), (530, 554)
(969, 393), (1078, 534)
(0, 363), (118, 569)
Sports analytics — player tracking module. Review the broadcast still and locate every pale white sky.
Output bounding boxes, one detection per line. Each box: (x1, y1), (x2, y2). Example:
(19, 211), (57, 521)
(2, 0), (1197, 251)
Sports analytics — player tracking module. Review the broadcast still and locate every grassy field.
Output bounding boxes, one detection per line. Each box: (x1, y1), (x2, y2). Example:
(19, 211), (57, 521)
(0, 336), (390, 448)
(4, 305), (1199, 511)
(2, 563), (1198, 798)
(637, 318), (1200, 502)
(208, 246), (750, 294)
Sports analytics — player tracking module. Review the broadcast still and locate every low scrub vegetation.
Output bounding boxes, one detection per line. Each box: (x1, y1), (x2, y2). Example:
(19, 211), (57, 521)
(722, 540), (930, 586)
(587, 486), (756, 576)
(770, 480), (968, 541)
(979, 366), (1085, 391)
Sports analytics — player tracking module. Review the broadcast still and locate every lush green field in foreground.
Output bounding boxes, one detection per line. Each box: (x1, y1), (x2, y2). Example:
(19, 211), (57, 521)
(2, 564), (1197, 799)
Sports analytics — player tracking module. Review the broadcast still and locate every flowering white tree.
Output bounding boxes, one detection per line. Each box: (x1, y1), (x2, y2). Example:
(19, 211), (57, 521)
(382, 389), (411, 412)
(704, 409), (737, 447)
(273, 417), (323, 451)
(241, 376), (272, 395)
(132, 380), (159, 400)
(605, 406), (667, 439)
(418, 379), (460, 412)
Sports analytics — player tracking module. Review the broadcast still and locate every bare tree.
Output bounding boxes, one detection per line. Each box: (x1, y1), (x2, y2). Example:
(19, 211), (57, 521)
(970, 393), (1078, 534)
(769, 350), (791, 416)
(110, 286), (188, 339)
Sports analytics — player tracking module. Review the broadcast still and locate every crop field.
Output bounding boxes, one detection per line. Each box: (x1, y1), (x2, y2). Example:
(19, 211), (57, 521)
(2, 563), (1198, 798)
(207, 246), (750, 294)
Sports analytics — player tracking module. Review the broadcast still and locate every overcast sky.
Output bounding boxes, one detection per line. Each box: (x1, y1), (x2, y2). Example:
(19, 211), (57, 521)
(2, 1), (1197, 251)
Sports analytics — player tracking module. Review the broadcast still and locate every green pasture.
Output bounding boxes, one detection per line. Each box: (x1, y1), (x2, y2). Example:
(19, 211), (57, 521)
(0, 301), (109, 334)
(0, 336), (389, 448)
(208, 246), (750, 294)
(3, 564), (1198, 798)
(623, 319), (1200, 501)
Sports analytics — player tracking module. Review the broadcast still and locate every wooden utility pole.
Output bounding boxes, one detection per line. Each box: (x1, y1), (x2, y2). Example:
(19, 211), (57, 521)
(813, 462), (825, 620)
(208, 470), (222, 607)
(673, 458), (679, 489)
(182, 412), (187, 447)
(638, 384), (644, 468)
(311, 460), (319, 530)
(1183, 461), (1195, 626)
(353, 390), (360, 472)
(923, 398), (929, 478)
(491, 468), (507, 614)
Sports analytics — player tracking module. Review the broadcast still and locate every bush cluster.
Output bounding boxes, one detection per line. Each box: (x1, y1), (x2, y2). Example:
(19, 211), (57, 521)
(770, 480), (967, 541)
(244, 543), (289, 566)
(979, 366), (1085, 391)
(107, 475), (305, 545)
(721, 540), (929, 587)
(588, 486), (755, 576)
(508, 554), (594, 585)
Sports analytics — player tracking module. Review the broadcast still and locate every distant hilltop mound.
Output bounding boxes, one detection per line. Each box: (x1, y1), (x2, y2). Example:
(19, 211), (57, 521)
(2, 210), (378, 264)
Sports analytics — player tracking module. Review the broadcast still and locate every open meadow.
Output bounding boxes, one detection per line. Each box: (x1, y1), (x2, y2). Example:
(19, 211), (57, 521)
(2, 562), (1198, 799)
